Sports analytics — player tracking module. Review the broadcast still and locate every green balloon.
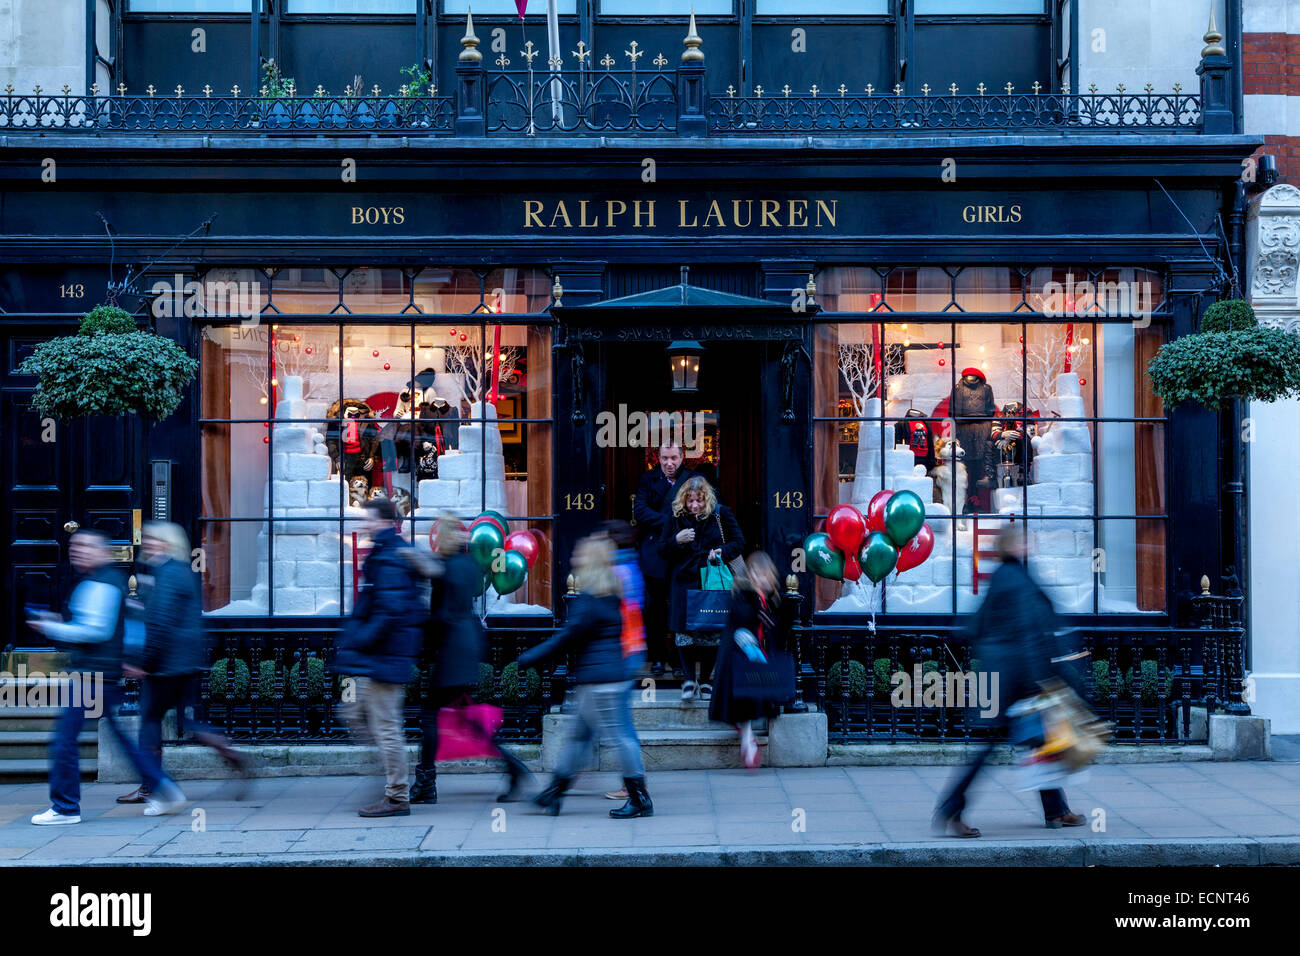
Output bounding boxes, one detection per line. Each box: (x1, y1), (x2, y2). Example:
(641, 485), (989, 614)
(861, 532), (899, 584)
(883, 490), (926, 548)
(804, 531), (845, 582)
(491, 548), (530, 596)
(473, 570), (491, 596)
(468, 521), (505, 571)
(480, 510), (511, 534)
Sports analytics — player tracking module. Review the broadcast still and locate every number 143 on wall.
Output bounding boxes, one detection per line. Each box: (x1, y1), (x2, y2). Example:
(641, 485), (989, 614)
(772, 491), (804, 509)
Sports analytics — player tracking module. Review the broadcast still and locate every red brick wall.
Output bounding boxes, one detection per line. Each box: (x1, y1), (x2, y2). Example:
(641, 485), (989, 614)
(1243, 32), (1300, 182)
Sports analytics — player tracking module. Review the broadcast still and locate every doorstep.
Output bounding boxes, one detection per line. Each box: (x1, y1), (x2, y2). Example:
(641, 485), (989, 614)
(827, 742), (1216, 766)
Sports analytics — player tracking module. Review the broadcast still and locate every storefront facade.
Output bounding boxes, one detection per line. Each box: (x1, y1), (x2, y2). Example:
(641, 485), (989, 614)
(0, 9), (1261, 743)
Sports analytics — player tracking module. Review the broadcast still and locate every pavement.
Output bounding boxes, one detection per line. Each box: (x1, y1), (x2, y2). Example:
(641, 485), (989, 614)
(3, 755), (1300, 865)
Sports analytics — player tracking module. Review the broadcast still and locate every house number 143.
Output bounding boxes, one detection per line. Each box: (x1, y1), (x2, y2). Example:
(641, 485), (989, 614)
(772, 492), (804, 509)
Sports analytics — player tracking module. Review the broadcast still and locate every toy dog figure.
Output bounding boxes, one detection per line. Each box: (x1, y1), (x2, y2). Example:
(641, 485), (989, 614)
(390, 487), (412, 518)
(348, 477), (370, 508)
(930, 436), (970, 528)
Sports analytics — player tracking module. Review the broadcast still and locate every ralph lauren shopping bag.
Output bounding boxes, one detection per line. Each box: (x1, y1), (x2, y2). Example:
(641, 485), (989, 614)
(685, 588), (730, 632)
(732, 649), (796, 703)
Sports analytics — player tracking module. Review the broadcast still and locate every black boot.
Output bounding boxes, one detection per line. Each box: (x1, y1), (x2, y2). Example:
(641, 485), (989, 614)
(409, 768), (437, 805)
(532, 776), (571, 816)
(610, 777), (653, 819)
(496, 748), (531, 803)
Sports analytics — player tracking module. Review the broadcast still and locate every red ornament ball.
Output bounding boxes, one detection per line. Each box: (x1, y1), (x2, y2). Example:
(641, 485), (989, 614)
(263, 436), (270, 444)
(383, 362), (391, 371)
(1018, 335), (1024, 343)
(372, 350), (380, 357)
(449, 328), (457, 336)
(305, 346), (313, 355)
(293, 335), (300, 343)
(936, 341), (944, 349)
(938, 358), (946, 367)
(1079, 377), (1087, 386)
(459, 333), (468, 342)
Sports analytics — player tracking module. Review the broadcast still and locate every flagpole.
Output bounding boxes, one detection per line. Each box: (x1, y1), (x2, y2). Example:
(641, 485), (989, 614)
(547, 0), (562, 124)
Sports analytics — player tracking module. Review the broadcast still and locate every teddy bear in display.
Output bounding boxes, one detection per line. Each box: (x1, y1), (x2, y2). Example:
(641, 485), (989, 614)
(929, 436), (969, 525)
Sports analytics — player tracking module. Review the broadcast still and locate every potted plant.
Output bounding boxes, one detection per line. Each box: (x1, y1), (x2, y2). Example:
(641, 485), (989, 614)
(19, 305), (198, 422)
(258, 58), (297, 130)
(398, 63), (435, 128)
(1146, 299), (1300, 409)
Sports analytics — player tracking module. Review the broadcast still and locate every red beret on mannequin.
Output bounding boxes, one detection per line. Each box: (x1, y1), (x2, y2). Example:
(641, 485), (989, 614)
(960, 367), (985, 380)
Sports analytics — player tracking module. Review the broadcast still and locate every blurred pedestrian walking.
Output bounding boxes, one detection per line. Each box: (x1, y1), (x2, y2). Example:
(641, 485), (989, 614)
(601, 519), (647, 802)
(410, 516), (531, 806)
(710, 552), (796, 769)
(659, 475), (745, 701)
(119, 522), (249, 804)
(332, 498), (429, 817)
(519, 534), (652, 819)
(27, 529), (186, 824)
(932, 524), (1086, 837)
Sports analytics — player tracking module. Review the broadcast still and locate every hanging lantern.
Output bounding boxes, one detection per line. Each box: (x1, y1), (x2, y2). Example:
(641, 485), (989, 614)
(667, 340), (703, 393)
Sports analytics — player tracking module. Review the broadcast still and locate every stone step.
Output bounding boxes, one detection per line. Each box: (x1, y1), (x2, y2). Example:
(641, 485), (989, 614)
(0, 731), (97, 760)
(0, 706), (68, 732)
(0, 757), (97, 782)
(541, 714), (768, 771)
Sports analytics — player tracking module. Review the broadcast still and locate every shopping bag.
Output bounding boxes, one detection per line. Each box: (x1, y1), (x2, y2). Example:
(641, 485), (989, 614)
(732, 649), (796, 703)
(685, 588), (730, 632)
(435, 699), (505, 761)
(699, 560), (733, 591)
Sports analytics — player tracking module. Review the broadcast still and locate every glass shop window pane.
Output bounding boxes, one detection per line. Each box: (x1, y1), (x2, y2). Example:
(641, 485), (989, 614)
(270, 268), (341, 314)
(884, 267), (952, 312)
(1095, 519), (1166, 613)
(200, 522), (268, 615)
(482, 267), (553, 313)
(599, 0), (731, 13)
(915, 0), (1045, 13)
(816, 266), (887, 313)
(285, 0), (413, 11)
(954, 267), (1023, 312)
(201, 422), (270, 520)
(413, 268), (486, 313)
(129, 0), (254, 11)
(1095, 267), (1165, 318)
(195, 267), (268, 319)
(1018, 516), (1095, 615)
(343, 268), (412, 313)
(757, 0), (886, 11)
(445, 0), (577, 13)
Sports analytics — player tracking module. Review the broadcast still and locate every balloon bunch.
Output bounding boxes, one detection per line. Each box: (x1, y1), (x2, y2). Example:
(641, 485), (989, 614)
(803, 490), (935, 585)
(462, 511), (543, 596)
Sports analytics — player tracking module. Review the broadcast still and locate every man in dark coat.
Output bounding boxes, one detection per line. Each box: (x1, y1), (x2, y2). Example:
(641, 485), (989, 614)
(948, 368), (997, 513)
(333, 498), (429, 817)
(409, 519), (530, 806)
(933, 525), (1086, 837)
(633, 442), (696, 678)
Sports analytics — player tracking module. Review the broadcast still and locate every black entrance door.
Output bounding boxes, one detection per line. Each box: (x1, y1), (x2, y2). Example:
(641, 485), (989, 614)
(1, 329), (143, 651)
(603, 341), (764, 552)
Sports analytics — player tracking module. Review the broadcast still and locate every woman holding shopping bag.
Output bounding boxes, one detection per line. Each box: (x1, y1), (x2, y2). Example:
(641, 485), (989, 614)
(710, 552), (797, 769)
(519, 534), (652, 819)
(658, 475), (745, 701)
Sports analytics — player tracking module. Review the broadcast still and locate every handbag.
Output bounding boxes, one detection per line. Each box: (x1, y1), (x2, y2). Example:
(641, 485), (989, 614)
(715, 513), (747, 577)
(731, 649), (795, 703)
(435, 695), (505, 761)
(699, 559), (733, 591)
(685, 588), (730, 633)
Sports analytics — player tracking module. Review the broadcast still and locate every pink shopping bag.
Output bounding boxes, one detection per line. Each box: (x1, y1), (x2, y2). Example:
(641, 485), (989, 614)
(435, 700), (505, 761)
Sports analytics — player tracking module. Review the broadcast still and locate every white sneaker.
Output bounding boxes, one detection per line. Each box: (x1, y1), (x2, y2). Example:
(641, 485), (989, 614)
(143, 779), (187, 816)
(681, 681), (698, 701)
(31, 807), (80, 826)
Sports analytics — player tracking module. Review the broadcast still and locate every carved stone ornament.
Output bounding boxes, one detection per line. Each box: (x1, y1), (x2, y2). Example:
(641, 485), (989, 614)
(1248, 183), (1300, 332)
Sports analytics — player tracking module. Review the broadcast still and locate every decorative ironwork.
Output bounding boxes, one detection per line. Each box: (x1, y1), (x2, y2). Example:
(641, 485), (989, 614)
(486, 69), (676, 133)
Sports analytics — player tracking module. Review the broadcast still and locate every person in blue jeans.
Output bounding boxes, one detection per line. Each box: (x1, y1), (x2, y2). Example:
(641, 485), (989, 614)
(601, 520), (647, 803)
(27, 529), (186, 825)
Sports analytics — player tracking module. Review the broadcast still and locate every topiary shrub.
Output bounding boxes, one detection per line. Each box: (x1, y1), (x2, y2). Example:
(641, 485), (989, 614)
(209, 658), (250, 701)
(872, 658), (895, 698)
(1123, 659), (1163, 706)
(1148, 299), (1300, 410)
(826, 659), (869, 700)
(288, 657), (328, 701)
(19, 304), (199, 422)
(477, 662), (496, 701)
(1091, 660), (1118, 699)
(255, 659), (279, 701)
(1199, 298), (1258, 333)
(500, 661), (541, 703)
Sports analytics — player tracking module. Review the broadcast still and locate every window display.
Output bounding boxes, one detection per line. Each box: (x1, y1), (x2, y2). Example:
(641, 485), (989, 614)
(815, 265), (1166, 616)
(199, 267), (553, 618)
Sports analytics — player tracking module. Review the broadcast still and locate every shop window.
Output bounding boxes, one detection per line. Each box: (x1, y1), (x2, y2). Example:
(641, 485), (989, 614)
(813, 305), (1166, 616)
(756, 0), (886, 11)
(599, 0), (732, 14)
(342, 268), (414, 313)
(268, 269), (342, 315)
(199, 297), (554, 617)
(445, 0), (577, 12)
(128, 0), (254, 10)
(284, 0), (413, 11)
(915, 0), (1045, 12)
(884, 267), (953, 312)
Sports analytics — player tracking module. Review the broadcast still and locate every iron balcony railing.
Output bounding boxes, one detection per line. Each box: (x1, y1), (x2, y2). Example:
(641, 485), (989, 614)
(0, 80), (1207, 138)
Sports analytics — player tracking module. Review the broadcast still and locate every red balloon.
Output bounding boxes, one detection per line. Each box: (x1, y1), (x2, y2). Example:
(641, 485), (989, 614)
(843, 550), (862, 582)
(826, 504), (868, 555)
(894, 523), (935, 575)
(469, 514), (506, 538)
(865, 490), (893, 534)
(504, 530), (540, 570)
